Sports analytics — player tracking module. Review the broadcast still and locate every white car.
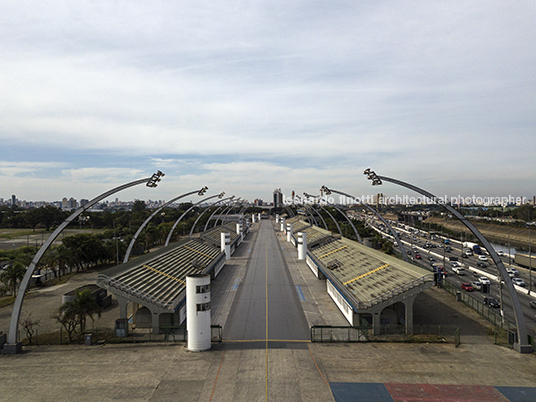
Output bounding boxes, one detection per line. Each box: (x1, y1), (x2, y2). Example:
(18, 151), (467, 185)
(471, 281), (482, 291)
(479, 277), (491, 285)
(451, 261), (461, 268)
(512, 278), (526, 287)
(509, 268), (519, 276)
(496, 250), (504, 256)
(478, 255), (488, 261)
(505, 269), (515, 278)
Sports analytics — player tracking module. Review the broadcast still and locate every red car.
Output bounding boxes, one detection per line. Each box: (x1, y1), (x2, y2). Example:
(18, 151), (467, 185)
(461, 283), (474, 291)
(414, 253), (421, 259)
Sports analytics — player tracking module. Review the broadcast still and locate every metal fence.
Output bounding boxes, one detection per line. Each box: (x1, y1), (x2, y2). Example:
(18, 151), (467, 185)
(441, 280), (521, 348)
(310, 324), (458, 343)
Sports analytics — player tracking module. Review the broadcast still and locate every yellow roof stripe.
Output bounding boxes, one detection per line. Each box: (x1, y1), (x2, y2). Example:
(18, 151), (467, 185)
(183, 245), (214, 260)
(318, 244), (348, 259)
(143, 264), (185, 285)
(344, 264), (389, 286)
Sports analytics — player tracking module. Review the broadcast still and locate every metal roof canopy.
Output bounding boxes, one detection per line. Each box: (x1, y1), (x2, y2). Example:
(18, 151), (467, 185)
(309, 236), (434, 312)
(98, 238), (224, 312)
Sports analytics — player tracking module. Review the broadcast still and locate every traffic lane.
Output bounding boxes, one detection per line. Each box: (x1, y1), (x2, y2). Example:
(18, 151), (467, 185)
(223, 220), (309, 343)
(265, 225), (309, 341)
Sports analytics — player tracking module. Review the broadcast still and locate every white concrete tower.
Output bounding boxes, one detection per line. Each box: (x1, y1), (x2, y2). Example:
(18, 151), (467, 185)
(298, 232), (307, 260)
(280, 217), (286, 232)
(186, 274), (211, 352)
(221, 232), (231, 260)
(286, 223), (293, 242)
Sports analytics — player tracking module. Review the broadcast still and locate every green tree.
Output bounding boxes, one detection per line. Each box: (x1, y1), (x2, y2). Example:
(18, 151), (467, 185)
(132, 200), (146, 212)
(54, 288), (101, 342)
(0, 261), (26, 295)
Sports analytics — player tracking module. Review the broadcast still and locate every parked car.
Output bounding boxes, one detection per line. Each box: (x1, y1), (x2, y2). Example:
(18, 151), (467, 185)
(483, 297), (500, 308)
(471, 281), (482, 291)
(461, 283), (474, 291)
(512, 278), (526, 287)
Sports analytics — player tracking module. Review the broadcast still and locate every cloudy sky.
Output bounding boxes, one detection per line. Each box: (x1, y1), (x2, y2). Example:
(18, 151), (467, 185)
(1, 1), (535, 204)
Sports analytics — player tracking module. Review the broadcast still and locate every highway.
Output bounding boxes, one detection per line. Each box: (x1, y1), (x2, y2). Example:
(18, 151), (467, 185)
(361, 214), (536, 336)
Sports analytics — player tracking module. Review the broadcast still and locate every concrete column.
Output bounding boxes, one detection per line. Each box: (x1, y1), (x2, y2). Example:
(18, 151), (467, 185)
(373, 311), (381, 335)
(298, 232), (307, 260)
(280, 217), (286, 232)
(151, 310), (160, 334)
(403, 295), (417, 335)
(117, 295), (129, 320)
(276, 214), (279, 223)
(258, 213), (261, 221)
(221, 232), (231, 260)
(286, 223), (293, 242)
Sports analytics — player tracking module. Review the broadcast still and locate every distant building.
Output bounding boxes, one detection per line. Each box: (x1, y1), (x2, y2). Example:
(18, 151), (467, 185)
(273, 189), (283, 208)
(80, 199), (89, 207)
(11, 194), (16, 206)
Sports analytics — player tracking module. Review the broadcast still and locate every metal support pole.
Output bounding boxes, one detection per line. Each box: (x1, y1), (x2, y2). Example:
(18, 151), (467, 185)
(123, 187), (207, 263)
(7, 171), (165, 346)
(363, 169), (531, 353)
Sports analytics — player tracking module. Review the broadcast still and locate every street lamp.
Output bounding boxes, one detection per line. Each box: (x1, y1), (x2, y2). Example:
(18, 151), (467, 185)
(304, 192), (363, 243)
(6, 171), (165, 351)
(320, 185), (408, 262)
(164, 192), (225, 246)
(123, 186), (208, 263)
(363, 168), (532, 353)
(189, 196), (235, 237)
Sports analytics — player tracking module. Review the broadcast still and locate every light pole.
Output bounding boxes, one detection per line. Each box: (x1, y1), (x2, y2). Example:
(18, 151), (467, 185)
(190, 196), (235, 237)
(320, 185), (408, 262)
(306, 192), (363, 243)
(303, 193), (341, 235)
(204, 198), (240, 231)
(363, 168), (532, 353)
(164, 192), (225, 246)
(6, 171), (165, 350)
(123, 186), (208, 263)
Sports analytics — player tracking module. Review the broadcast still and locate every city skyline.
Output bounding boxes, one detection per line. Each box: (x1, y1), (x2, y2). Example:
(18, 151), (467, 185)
(1, 1), (535, 203)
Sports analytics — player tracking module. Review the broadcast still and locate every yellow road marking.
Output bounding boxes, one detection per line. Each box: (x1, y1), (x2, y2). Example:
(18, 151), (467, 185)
(318, 244), (348, 259)
(143, 264), (185, 284)
(343, 264), (389, 286)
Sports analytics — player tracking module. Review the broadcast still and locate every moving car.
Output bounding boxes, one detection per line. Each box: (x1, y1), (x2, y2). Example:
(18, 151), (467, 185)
(483, 297), (500, 308)
(530, 300), (536, 309)
(479, 277), (491, 285)
(461, 283), (474, 291)
(512, 278), (526, 287)
(471, 281), (482, 291)
(477, 262), (487, 268)
(496, 250), (505, 256)
(478, 255), (488, 261)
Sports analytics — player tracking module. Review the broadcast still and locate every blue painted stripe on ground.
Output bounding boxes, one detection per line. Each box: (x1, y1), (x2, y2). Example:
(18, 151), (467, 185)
(295, 285), (305, 301)
(495, 386), (536, 401)
(330, 383), (393, 402)
(232, 277), (241, 290)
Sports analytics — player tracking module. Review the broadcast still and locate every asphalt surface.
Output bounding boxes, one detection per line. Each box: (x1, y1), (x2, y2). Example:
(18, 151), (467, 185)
(1, 219), (536, 402)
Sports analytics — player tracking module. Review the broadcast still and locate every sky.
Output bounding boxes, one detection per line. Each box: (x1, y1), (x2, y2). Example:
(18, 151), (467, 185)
(1, 1), (535, 205)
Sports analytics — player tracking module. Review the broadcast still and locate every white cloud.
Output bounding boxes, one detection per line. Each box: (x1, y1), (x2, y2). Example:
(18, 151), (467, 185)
(1, 1), (535, 201)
